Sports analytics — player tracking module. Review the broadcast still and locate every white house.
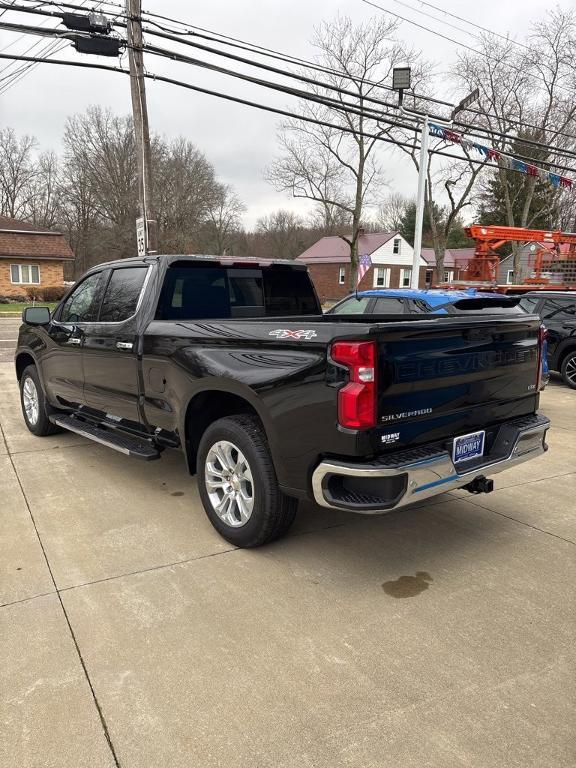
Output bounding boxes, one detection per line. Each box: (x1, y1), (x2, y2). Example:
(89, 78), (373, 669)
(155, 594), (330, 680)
(297, 231), (428, 302)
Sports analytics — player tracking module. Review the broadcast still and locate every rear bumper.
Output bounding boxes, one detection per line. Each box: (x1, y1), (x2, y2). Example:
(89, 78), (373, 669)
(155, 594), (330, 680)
(311, 413), (550, 513)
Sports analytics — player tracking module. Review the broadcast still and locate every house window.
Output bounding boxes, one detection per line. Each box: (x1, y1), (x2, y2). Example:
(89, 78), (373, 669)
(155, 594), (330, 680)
(10, 264), (40, 284)
(400, 268), (411, 287)
(444, 269), (454, 283)
(373, 267), (390, 288)
(392, 238), (401, 255)
(338, 266), (346, 285)
(425, 269), (434, 286)
(506, 270), (514, 284)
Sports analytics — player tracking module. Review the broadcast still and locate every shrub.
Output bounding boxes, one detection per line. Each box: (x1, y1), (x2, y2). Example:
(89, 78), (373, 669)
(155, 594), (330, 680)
(25, 286), (42, 301)
(0, 294), (27, 303)
(39, 286), (66, 302)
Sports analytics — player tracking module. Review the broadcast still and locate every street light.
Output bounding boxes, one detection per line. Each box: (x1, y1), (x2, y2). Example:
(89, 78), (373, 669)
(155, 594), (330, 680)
(392, 72), (479, 289)
(392, 66), (411, 107)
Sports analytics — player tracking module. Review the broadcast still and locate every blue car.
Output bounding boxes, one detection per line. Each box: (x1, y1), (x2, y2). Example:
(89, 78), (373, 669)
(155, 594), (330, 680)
(326, 287), (515, 315)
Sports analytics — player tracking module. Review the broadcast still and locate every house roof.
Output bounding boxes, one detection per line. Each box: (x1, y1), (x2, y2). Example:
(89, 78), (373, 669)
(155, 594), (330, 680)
(421, 247), (476, 268)
(0, 215), (75, 261)
(297, 232), (398, 264)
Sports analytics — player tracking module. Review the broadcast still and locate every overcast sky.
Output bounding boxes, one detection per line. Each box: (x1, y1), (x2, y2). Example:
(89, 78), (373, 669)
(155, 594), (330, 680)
(0, 0), (567, 227)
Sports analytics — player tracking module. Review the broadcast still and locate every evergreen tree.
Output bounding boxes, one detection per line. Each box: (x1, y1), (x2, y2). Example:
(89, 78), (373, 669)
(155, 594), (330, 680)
(398, 201), (470, 249)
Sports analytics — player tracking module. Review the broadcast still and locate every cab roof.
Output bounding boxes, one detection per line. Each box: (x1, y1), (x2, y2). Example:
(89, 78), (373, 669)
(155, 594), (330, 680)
(87, 254), (304, 271)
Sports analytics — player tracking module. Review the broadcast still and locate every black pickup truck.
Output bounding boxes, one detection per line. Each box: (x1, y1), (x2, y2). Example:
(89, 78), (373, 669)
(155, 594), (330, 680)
(15, 255), (550, 547)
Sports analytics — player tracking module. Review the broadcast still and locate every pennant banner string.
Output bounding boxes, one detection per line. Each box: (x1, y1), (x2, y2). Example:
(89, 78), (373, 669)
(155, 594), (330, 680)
(428, 123), (574, 191)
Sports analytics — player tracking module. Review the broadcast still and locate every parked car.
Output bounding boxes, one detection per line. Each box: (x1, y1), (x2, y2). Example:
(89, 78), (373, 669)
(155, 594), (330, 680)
(517, 291), (576, 388)
(15, 256), (549, 547)
(327, 288), (526, 315)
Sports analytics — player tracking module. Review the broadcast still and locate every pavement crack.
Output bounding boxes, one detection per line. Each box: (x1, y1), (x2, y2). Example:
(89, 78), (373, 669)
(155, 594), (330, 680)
(0, 590), (57, 610)
(0, 421), (123, 768)
(59, 545), (240, 594)
(464, 494), (576, 546)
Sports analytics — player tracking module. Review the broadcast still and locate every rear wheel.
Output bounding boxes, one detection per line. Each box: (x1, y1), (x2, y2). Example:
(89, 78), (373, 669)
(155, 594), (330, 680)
(560, 351), (576, 389)
(197, 414), (297, 547)
(19, 365), (60, 436)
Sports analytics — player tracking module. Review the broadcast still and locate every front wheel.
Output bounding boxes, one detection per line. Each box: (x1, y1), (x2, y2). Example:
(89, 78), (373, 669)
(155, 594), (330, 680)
(197, 414), (297, 547)
(560, 351), (576, 389)
(19, 365), (60, 436)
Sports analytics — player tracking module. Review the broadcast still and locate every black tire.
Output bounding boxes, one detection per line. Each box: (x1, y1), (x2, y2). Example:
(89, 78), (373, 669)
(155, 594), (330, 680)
(560, 351), (576, 390)
(19, 365), (60, 436)
(197, 414), (297, 547)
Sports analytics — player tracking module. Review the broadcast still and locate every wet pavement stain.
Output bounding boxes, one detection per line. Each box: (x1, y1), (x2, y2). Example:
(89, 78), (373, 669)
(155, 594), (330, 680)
(382, 571), (433, 598)
(171, 491), (185, 497)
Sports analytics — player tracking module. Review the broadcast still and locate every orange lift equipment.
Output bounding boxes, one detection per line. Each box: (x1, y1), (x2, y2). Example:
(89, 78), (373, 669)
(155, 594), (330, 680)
(449, 225), (576, 293)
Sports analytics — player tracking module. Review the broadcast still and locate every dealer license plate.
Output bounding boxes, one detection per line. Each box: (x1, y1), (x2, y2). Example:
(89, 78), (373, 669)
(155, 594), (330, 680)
(452, 430), (485, 464)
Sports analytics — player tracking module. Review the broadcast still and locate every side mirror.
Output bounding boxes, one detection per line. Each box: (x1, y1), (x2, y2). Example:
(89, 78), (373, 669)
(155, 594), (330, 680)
(22, 306), (51, 325)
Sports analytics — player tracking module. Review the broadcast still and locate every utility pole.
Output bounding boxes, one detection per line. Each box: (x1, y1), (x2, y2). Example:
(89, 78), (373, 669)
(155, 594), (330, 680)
(125, 0), (157, 254)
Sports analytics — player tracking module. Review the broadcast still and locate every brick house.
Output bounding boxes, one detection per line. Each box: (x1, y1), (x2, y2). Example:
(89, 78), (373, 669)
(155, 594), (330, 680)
(297, 231), (428, 303)
(0, 216), (75, 297)
(421, 247), (476, 284)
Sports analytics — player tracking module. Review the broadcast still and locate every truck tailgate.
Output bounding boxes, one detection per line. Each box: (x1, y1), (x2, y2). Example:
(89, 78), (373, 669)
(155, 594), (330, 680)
(374, 316), (541, 448)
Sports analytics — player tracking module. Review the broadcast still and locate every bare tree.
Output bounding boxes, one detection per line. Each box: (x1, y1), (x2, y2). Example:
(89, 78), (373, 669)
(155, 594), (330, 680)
(376, 192), (410, 231)
(63, 106), (138, 259)
(453, 8), (576, 275)
(267, 15), (420, 287)
(256, 209), (305, 260)
(26, 151), (61, 229)
(154, 136), (220, 253)
(58, 150), (101, 275)
(204, 184), (245, 255)
(0, 127), (38, 219)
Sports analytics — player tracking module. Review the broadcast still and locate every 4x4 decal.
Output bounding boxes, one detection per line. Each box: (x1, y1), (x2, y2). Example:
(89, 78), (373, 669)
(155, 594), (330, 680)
(269, 329), (318, 340)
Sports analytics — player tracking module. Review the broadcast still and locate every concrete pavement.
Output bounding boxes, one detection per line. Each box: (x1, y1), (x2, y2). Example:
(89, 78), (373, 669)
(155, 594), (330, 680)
(0, 317), (19, 363)
(0, 333), (575, 766)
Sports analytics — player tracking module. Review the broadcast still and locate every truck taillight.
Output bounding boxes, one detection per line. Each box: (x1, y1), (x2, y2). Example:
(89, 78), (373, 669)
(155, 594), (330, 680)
(331, 341), (377, 428)
(537, 324), (549, 390)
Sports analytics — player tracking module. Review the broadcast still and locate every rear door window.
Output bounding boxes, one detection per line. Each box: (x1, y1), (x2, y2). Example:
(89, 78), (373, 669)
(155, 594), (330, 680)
(99, 267), (148, 322)
(372, 297), (406, 314)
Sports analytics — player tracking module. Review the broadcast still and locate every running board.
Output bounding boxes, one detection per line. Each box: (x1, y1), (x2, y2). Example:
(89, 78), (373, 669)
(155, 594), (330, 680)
(49, 414), (161, 460)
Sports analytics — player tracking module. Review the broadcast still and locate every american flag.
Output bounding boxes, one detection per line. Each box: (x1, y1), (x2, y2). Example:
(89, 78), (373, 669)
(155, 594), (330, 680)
(357, 253), (372, 285)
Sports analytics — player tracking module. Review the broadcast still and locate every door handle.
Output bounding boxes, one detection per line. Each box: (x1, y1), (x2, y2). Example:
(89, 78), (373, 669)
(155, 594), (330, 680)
(68, 337), (82, 346)
(116, 341), (134, 350)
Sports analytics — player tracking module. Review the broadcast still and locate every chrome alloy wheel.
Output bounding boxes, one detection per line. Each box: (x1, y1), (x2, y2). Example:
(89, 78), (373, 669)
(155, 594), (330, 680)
(205, 440), (255, 527)
(566, 356), (576, 385)
(22, 376), (40, 426)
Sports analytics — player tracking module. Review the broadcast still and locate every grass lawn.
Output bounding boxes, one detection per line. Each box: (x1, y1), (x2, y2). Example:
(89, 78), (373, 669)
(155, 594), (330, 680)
(0, 302), (57, 314)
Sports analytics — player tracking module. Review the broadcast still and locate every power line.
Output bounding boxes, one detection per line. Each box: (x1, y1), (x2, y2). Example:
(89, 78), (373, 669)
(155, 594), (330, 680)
(4, 2), (576, 174)
(0, 0), (101, 93)
(0, 49), (574, 187)
(141, 40), (576, 172)
(134, 22), (576, 163)
(401, 0), (532, 52)
(10, 0), (576, 147)
(3, 11), (576, 171)
(360, 0), (576, 99)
